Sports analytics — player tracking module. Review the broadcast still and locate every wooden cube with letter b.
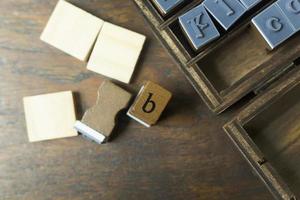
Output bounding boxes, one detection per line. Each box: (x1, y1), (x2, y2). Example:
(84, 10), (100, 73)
(127, 81), (172, 127)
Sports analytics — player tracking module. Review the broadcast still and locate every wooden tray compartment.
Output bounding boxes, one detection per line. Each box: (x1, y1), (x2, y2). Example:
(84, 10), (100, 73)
(224, 64), (300, 200)
(134, 0), (300, 113)
(198, 25), (272, 92)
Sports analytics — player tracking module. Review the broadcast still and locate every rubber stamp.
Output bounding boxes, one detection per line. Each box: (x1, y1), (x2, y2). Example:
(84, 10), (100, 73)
(74, 81), (132, 144)
(277, 0), (300, 31)
(179, 4), (220, 50)
(127, 81), (172, 127)
(251, 3), (295, 50)
(203, 0), (247, 30)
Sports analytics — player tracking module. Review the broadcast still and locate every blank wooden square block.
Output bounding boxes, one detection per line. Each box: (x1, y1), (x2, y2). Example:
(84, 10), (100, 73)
(87, 22), (146, 83)
(127, 81), (172, 127)
(40, 0), (104, 61)
(23, 91), (78, 142)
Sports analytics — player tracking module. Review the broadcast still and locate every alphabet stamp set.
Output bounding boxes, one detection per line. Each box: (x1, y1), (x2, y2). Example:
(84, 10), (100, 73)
(134, 0), (300, 113)
(22, 0), (300, 199)
(134, 0), (300, 199)
(127, 81), (172, 127)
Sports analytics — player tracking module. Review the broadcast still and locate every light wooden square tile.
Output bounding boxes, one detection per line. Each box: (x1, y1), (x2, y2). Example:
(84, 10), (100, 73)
(23, 91), (78, 142)
(40, 0), (104, 61)
(87, 22), (146, 83)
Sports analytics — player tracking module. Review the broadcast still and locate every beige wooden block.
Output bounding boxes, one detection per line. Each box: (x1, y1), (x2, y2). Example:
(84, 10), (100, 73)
(127, 81), (172, 127)
(40, 0), (104, 61)
(23, 91), (78, 142)
(87, 22), (146, 83)
(74, 81), (132, 144)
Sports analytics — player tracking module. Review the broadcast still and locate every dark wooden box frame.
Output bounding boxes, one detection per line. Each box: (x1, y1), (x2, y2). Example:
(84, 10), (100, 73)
(134, 0), (300, 199)
(133, 0), (300, 114)
(223, 65), (300, 200)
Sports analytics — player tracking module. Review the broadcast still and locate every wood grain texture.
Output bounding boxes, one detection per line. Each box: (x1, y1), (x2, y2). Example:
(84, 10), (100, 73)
(0, 0), (273, 199)
(246, 84), (300, 198)
(40, 0), (104, 61)
(23, 91), (77, 142)
(224, 67), (300, 200)
(87, 22), (146, 83)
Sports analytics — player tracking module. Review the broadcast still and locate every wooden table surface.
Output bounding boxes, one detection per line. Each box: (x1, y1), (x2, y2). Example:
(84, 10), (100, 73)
(0, 0), (274, 199)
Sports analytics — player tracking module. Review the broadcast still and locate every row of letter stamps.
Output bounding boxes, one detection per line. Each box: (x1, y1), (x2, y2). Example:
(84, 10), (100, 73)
(152, 0), (299, 51)
(252, 0), (300, 49)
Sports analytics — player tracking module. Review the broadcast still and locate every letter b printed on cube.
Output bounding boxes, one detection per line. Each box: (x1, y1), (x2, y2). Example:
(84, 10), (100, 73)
(127, 81), (172, 127)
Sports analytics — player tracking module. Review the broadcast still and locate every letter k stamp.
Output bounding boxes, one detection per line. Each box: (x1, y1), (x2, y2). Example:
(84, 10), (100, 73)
(179, 4), (220, 50)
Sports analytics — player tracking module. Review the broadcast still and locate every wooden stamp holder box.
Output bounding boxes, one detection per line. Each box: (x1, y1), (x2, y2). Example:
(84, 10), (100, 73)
(133, 0), (300, 199)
